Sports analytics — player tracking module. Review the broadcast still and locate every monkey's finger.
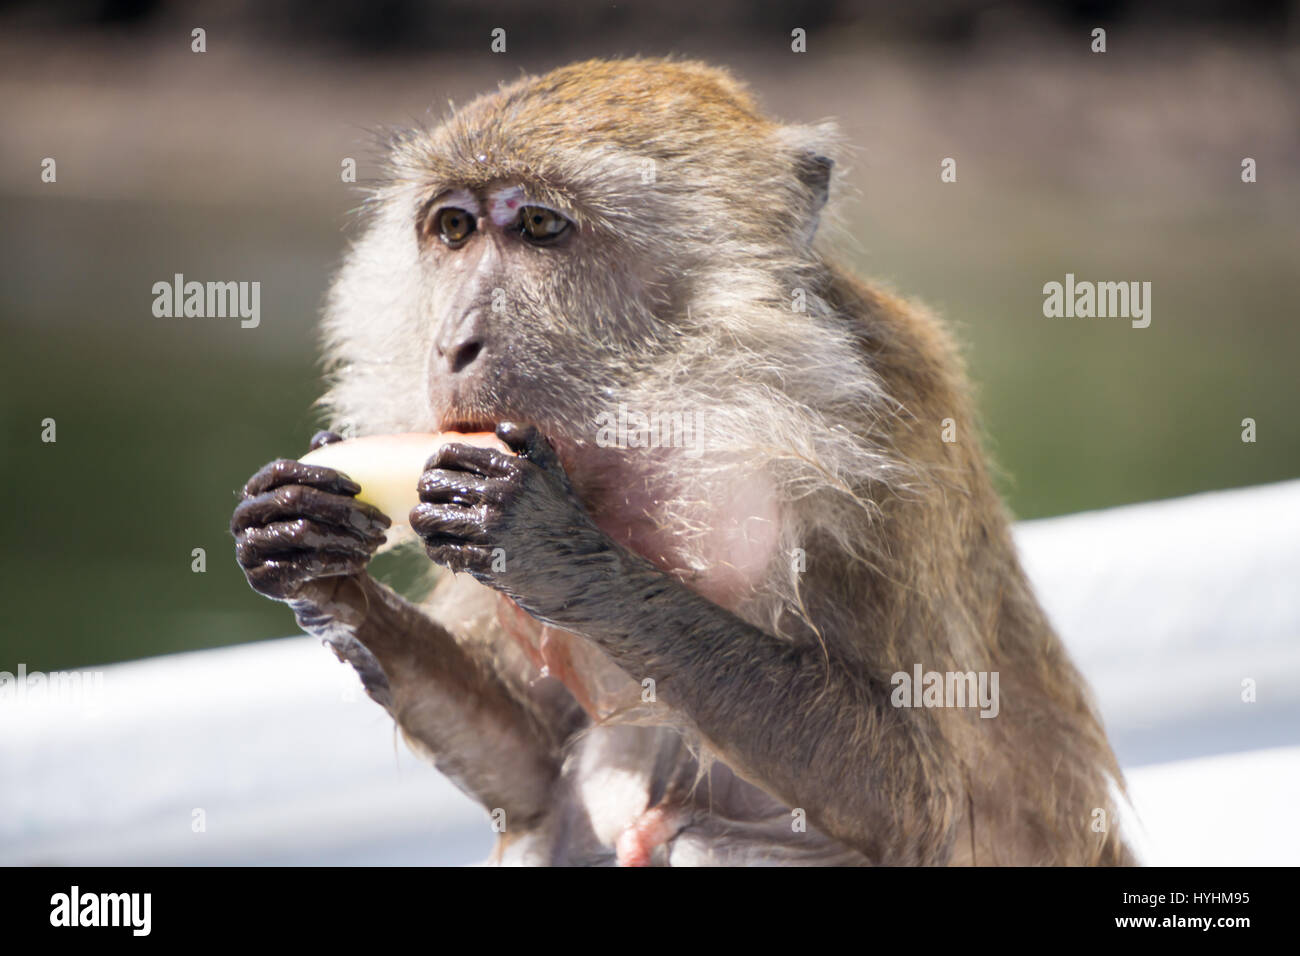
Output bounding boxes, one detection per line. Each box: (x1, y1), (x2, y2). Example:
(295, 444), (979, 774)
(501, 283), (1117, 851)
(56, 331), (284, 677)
(232, 485), (390, 535)
(496, 421), (580, 501)
(245, 554), (371, 596)
(235, 518), (383, 568)
(416, 467), (499, 506)
(309, 430), (345, 451)
(242, 459), (362, 499)
(421, 540), (497, 577)
(409, 502), (490, 545)
(423, 442), (519, 479)
(496, 421), (562, 472)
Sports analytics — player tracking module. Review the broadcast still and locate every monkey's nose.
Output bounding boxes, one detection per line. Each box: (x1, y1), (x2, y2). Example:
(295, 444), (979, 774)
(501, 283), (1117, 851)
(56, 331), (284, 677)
(435, 309), (489, 376)
(445, 339), (484, 374)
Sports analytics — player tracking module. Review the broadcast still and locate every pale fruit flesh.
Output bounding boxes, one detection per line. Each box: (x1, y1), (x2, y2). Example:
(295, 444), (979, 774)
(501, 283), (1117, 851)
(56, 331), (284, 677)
(299, 431), (511, 523)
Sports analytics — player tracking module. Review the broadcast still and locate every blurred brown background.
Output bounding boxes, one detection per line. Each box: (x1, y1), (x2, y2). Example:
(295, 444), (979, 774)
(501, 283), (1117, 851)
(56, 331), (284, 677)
(2, 1), (1297, 670)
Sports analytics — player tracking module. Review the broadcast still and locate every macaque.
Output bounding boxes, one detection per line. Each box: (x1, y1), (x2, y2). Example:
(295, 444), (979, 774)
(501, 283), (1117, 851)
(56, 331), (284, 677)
(232, 58), (1133, 865)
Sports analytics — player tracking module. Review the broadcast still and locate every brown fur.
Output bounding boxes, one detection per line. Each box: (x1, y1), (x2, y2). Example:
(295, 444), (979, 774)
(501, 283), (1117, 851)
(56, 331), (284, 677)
(307, 57), (1133, 865)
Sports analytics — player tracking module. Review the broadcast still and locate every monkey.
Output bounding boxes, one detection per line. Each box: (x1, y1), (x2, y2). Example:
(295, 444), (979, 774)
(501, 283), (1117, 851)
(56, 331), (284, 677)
(231, 58), (1134, 866)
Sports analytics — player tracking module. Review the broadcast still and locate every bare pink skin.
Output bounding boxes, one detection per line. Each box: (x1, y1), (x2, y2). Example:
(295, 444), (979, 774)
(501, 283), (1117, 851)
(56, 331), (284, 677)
(615, 805), (681, 867)
(486, 185), (531, 227)
(496, 437), (781, 716)
(487, 437), (781, 861)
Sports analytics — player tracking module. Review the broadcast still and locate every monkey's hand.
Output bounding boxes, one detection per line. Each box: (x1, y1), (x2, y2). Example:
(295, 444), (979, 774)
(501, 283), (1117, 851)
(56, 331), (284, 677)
(233, 431), (568, 823)
(231, 430), (391, 609)
(411, 421), (613, 622)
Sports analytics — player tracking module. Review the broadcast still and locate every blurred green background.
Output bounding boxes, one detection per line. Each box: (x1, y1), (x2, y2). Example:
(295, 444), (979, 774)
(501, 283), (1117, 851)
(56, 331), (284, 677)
(2, 1), (1297, 670)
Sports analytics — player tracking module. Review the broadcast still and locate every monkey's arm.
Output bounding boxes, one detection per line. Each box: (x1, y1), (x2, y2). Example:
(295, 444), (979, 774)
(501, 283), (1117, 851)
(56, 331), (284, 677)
(414, 424), (961, 863)
(294, 573), (564, 827)
(231, 439), (564, 827)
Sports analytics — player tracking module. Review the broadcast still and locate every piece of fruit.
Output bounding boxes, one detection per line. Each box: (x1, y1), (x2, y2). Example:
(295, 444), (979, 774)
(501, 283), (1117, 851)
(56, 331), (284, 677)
(299, 431), (511, 521)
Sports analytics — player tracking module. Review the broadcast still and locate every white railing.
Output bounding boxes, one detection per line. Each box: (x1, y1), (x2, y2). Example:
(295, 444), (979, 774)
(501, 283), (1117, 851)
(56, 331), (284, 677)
(4, 480), (1298, 865)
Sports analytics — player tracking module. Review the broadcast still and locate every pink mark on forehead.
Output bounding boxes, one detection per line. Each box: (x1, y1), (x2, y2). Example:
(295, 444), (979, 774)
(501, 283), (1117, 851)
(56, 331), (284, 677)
(487, 185), (539, 227)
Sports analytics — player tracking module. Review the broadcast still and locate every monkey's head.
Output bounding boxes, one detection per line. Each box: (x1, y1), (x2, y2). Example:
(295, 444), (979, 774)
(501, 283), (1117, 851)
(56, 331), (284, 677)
(323, 58), (898, 609)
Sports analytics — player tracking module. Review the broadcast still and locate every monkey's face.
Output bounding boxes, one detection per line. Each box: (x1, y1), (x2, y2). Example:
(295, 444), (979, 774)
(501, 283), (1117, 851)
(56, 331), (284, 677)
(410, 180), (670, 447)
(323, 61), (838, 452)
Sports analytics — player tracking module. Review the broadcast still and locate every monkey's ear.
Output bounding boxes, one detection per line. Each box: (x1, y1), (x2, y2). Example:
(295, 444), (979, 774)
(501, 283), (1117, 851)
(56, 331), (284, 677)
(778, 122), (840, 242)
(796, 151), (834, 215)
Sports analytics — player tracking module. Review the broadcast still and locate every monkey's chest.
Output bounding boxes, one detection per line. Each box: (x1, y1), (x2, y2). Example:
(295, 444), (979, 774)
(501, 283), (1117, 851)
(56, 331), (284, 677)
(495, 595), (638, 720)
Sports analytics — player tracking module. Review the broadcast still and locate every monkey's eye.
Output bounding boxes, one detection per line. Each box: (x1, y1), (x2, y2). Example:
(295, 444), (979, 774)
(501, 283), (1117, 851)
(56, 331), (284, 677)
(517, 206), (570, 242)
(436, 207), (476, 246)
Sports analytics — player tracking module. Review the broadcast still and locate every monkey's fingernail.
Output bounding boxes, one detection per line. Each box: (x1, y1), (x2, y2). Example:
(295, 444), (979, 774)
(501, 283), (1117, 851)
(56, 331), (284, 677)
(309, 430), (344, 450)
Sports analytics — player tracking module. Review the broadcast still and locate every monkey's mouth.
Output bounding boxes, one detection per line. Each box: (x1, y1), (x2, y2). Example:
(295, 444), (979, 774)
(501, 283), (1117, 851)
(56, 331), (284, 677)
(441, 418), (500, 435)
(437, 409), (560, 457)
(440, 416), (559, 451)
